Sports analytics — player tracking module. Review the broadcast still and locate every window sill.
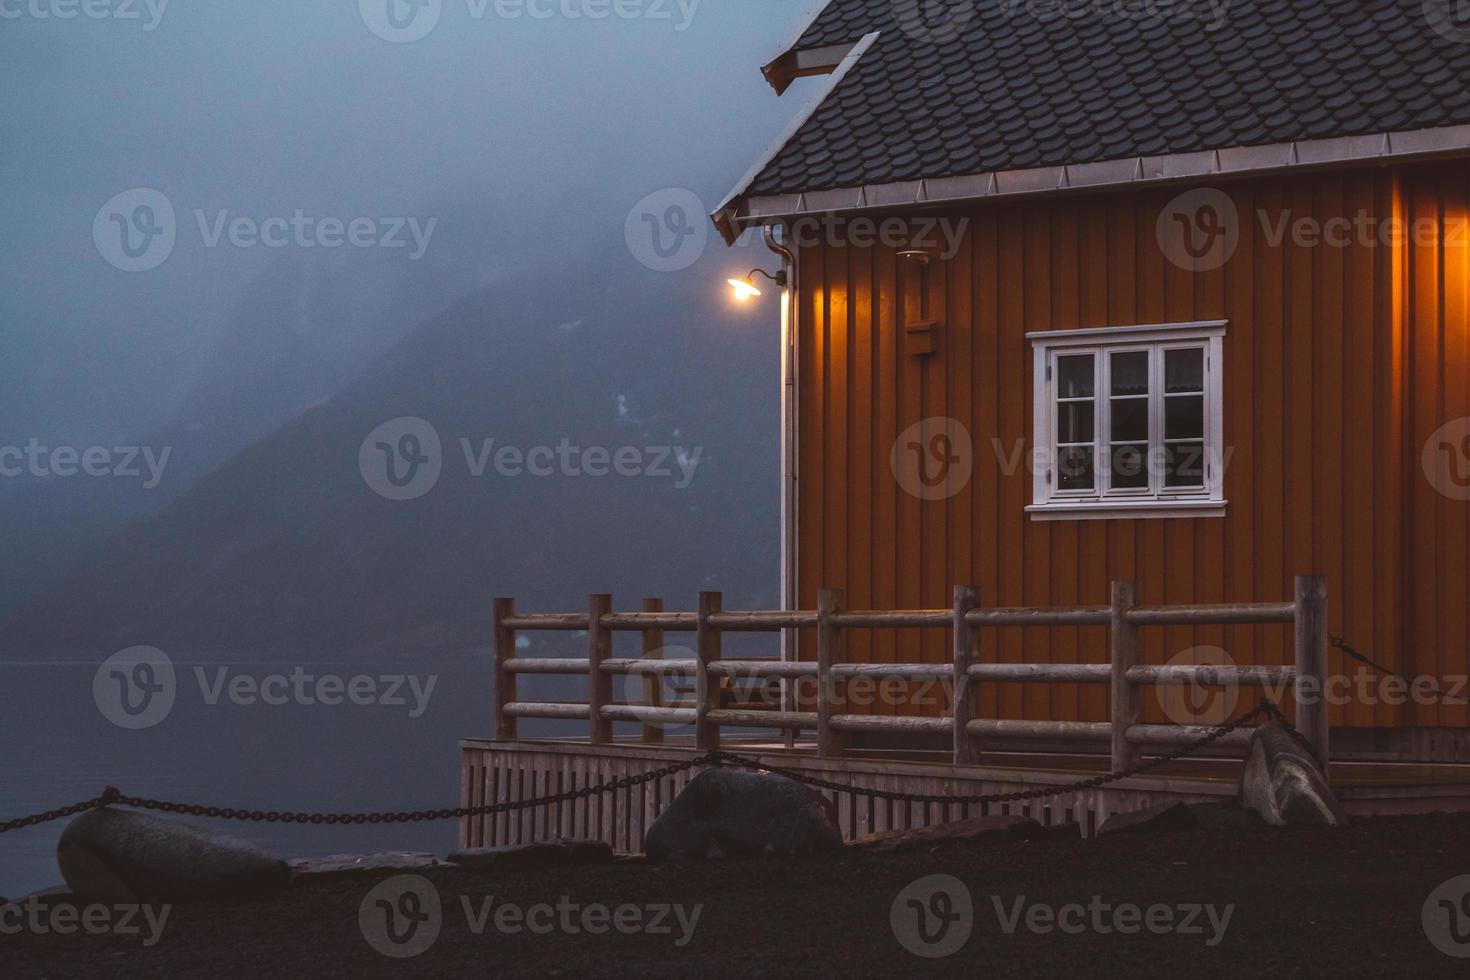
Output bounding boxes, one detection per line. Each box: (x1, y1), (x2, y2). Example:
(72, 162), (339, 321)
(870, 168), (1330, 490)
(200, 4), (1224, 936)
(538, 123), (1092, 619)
(1025, 499), (1228, 522)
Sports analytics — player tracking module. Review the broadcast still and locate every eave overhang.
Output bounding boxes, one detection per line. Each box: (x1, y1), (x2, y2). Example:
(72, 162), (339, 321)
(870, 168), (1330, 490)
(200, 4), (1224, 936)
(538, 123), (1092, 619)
(714, 123), (1470, 246)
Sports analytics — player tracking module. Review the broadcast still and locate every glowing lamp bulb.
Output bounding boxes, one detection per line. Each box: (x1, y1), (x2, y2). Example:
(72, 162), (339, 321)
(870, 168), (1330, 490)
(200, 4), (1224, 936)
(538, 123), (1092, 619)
(728, 277), (762, 301)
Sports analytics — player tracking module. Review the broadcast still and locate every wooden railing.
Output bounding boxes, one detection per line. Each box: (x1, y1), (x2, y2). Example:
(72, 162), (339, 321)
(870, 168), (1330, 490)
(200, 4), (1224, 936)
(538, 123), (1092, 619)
(493, 575), (1330, 771)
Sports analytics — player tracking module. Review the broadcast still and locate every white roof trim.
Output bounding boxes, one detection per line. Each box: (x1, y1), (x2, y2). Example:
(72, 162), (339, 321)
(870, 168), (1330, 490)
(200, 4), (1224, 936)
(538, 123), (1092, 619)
(714, 31), (881, 224)
(721, 123), (1470, 231)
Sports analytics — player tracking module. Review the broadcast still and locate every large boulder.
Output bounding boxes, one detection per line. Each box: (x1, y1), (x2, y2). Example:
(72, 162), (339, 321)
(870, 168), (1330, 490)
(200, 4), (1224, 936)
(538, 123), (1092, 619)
(848, 814), (1045, 852)
(288, 852), (440, 883)
(644, 768), (842, 862)
(1238, 720), (1349, 827)
(58, 807), (290, 903)
(449, 839), (614, 872)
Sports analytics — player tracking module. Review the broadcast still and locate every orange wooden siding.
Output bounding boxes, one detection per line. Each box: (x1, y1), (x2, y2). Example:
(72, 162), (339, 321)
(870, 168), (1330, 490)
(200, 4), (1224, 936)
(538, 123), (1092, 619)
(795, 160), (1470, 732)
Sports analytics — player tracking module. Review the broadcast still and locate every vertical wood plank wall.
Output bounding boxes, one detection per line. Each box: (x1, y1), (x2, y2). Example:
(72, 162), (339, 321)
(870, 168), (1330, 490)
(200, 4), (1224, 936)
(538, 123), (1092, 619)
(795, 160), (1470, 733)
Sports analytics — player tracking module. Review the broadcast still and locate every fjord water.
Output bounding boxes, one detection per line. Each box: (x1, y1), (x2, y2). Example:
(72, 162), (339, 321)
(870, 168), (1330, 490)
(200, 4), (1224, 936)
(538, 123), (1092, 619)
(0, 651), (493, 899)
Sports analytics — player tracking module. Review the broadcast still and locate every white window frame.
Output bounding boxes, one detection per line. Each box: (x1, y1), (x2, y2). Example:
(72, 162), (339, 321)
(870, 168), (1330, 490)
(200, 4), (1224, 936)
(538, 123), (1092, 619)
(1026, 320), (1227, 521)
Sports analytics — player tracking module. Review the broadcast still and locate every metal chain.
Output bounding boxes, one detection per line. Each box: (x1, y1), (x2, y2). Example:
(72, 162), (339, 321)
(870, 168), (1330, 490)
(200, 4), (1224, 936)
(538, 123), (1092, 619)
(1329, 633), (1465, 703)
(0, 793), (120, 835)
(714, 700), (1278, 807)
(0, 699), (1310, 834)
(0, 754), (713, 834)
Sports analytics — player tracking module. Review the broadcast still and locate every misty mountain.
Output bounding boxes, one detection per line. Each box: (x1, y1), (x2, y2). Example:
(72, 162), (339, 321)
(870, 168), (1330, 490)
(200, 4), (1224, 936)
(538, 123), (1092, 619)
(0, 250), (448, 617)
(0, 240), (781, 659)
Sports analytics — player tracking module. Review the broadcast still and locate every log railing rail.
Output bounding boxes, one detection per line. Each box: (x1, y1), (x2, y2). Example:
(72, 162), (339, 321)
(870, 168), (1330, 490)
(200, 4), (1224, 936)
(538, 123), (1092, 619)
(494, 576), (1330, 771)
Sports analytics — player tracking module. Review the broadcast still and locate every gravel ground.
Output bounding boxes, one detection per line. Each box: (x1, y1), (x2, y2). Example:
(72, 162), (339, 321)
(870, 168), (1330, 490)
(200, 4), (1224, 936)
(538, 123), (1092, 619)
(5, 812), (1470, 978)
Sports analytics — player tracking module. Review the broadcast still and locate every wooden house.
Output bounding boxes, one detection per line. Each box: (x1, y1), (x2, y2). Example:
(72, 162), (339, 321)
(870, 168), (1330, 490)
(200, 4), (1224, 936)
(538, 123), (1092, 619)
(464, 0), (1470, 849)
(712, 0), (1470, 761)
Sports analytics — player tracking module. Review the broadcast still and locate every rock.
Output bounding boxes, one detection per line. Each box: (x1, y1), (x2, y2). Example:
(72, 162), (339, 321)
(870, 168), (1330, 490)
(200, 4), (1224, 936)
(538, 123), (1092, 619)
(644, 768), (842, 862)
(1098, 801), (1197, 836)
(1238, 720), (1349, 827)
(848, 814), (1042, 852)
(288, 852), (440, 882)
(448, 839), (614, 872)
(1186, 801), (1268, 832)
(58, 807), (289, 903)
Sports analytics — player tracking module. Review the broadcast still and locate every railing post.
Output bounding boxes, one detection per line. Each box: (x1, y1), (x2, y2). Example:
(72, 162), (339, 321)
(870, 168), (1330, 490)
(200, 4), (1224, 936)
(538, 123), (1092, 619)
(696, 591), (722, 751)
(588, 594), (613, 745)
(952, 585), (980, 765)
(1294, 574), (1330, 770)
(817, 588), (845, 758)
(641, 597), (665, 745)
(1110, 581), (1140, 772)
(494, 597), (517, 741)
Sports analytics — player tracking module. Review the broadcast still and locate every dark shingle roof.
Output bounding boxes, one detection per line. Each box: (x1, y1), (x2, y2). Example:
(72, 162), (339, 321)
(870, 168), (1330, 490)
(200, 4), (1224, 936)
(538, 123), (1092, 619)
(748, 0), (1470, 197)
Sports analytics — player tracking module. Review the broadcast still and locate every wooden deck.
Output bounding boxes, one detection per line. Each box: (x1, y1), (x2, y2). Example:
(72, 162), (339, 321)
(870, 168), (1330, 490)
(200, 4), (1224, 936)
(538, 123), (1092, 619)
(459, 735), (1470, 852)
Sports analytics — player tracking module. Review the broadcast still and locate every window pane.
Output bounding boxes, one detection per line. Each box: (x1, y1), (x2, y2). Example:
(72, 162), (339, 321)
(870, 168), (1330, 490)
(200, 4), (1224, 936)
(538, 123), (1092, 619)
(1057, 446), (1095, 491)
(1110, 351), (1148, 396)
(1165, 394), (1204, 440)
(1165, 442), (1206, 488)
(1056, 354), (1095, 399)
(1057, 402), (1094, 444)
(1111, 398), (1148, 442)
(1109, 444), (1149, 489)
(1165, 348), (1204, 393)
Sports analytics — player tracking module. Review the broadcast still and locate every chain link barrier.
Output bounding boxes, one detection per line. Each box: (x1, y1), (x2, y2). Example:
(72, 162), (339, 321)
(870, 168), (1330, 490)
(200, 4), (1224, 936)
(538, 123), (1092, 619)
(1, 699), (1312, 835)
(1329, 633), (1465, 704)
